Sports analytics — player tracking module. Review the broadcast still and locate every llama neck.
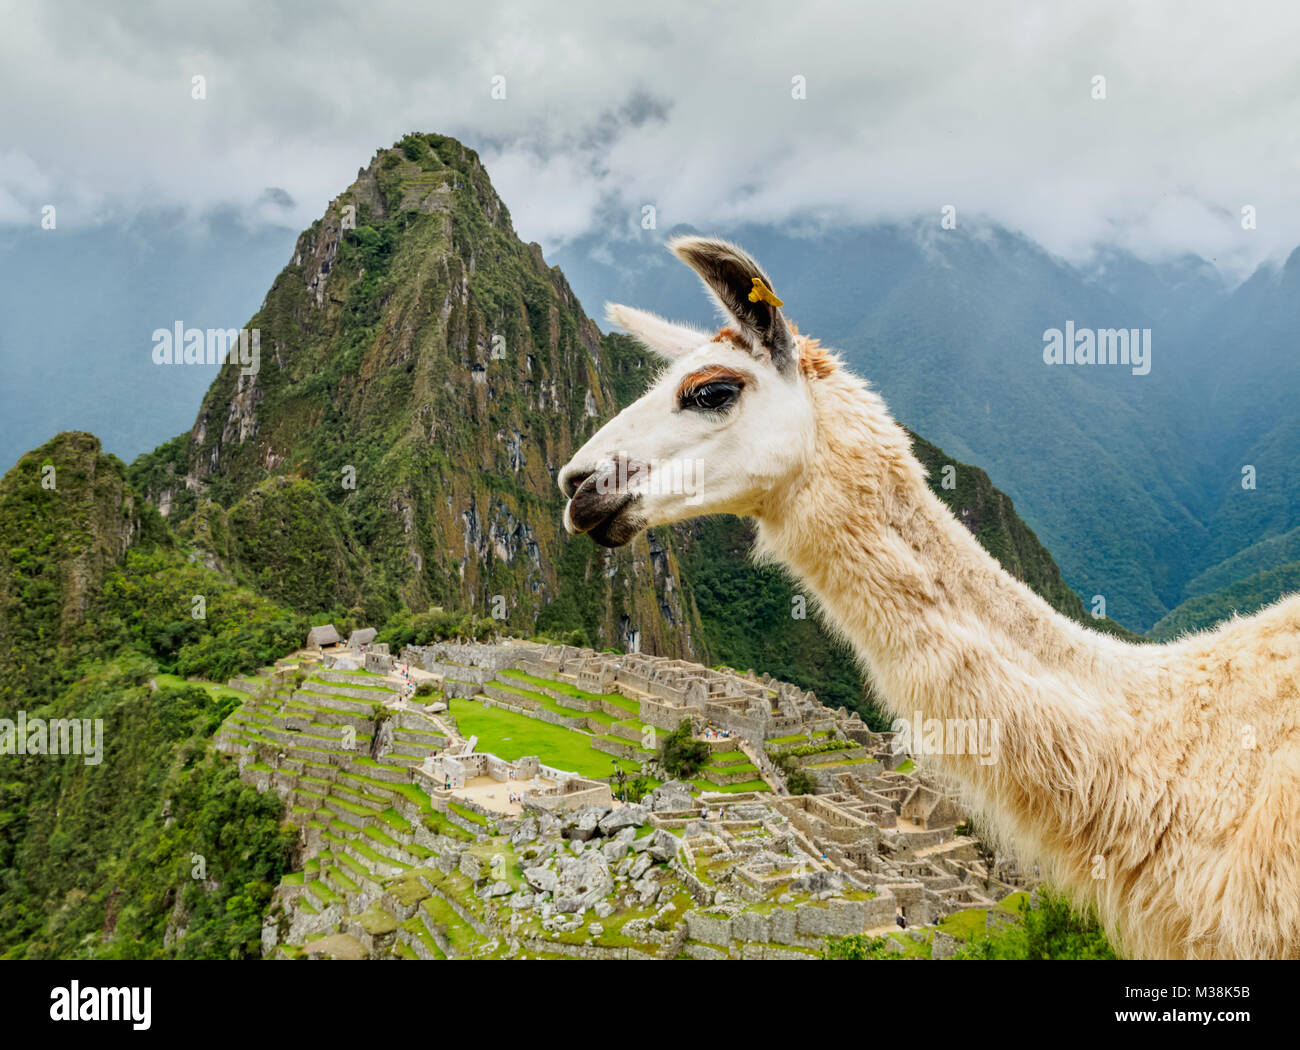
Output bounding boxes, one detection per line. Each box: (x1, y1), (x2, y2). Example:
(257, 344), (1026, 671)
(756, 371), (1136, 853)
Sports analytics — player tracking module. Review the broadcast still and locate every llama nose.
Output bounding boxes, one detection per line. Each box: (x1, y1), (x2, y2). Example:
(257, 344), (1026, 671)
(559, 464), (593, 499)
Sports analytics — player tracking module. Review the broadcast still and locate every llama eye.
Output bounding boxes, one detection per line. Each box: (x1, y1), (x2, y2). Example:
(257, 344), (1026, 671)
(681, 381), (741, 412)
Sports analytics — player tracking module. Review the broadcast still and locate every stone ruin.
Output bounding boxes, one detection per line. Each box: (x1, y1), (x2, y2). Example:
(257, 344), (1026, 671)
(222, 636), (1037, 961)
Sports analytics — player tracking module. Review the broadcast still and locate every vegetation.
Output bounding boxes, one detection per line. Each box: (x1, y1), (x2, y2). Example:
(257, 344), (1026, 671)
(769, 749), (815, 794)
(820, 934), (898, 960)
(0, 665), (295, 959)
(1150, 561), (1300, 640)
(772, 739), (858, 759)
(378, 607), (498, 649)
(447, 698), (635, 778)
(951, 889), (1117, 960)
(659, 720), (711, 778)
(820, 888), (1116, 961)
(0, 432), (303, 959)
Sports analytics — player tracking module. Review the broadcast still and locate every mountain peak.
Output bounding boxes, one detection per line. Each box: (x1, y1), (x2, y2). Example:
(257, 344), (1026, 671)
(128, 133), (694, 654)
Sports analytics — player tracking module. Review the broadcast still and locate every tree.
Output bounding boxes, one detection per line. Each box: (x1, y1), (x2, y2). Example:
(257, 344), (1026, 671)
(952, 890), (1118, 960)
(772, 751), (814, 795)
(659, 720), (710, 778)
(785, 768), (815, 795)
(821, 934), (897, 960)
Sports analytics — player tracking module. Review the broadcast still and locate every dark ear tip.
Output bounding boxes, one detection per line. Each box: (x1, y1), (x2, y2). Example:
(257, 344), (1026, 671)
(668, 235), (719, 263)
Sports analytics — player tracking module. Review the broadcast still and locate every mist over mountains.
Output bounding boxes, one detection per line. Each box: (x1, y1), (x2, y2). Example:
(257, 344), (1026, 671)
(0, 213), (297, 467)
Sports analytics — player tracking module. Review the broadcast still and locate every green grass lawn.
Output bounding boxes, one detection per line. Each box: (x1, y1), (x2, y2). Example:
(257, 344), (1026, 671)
(997, 891), (1030, 914)
(448, 697), (635, 778)
(937, 908), (986, 940)
(894, 759), (915, 774)
(709, 749), (749, 763)
(152, 673), (245, 703)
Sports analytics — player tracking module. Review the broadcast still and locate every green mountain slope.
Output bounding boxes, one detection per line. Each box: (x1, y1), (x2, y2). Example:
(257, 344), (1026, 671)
(0, 432), (305, 959)
(0, 432), (168, 703)
(1182, 524), (1300, 599)
(1150, 562), (1300, 640)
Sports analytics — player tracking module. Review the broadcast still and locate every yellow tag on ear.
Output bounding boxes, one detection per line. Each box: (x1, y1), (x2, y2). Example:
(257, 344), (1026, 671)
(747, 278), (784, 308)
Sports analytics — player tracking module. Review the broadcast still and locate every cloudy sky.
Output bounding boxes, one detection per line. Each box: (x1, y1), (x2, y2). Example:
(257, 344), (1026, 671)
(4, 0), (1300, 275)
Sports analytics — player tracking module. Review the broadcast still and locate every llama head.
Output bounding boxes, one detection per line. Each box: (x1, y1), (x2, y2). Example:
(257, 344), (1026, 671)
(558, 236), (822, 547)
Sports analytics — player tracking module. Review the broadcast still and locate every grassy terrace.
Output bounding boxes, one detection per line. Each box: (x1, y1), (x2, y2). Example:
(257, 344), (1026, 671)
(447, 801), (490, 827)
(880, 891), (1031, 958)
(688, 777), (770, 794)
(500, 668), (640, 714)
(702, 760), (759, 777)
(307, 676), (396, 693)
(295, 689), (379, 712)
(489, 678), (618, 726)
(595, 733), (656, 757)
(805, 758), (874, 770)
(766, 731), (829, 747)
(448, 697), (642, 779)
(709, 749), (749, 763)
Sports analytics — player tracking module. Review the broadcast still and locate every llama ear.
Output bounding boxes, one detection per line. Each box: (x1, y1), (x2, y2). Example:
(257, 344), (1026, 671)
(669, 236), (795, 375)
(605, 303), (707, 360)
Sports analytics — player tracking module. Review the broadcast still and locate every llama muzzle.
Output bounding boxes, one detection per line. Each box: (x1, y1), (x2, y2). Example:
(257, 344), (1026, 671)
(561, 455), (651, 547)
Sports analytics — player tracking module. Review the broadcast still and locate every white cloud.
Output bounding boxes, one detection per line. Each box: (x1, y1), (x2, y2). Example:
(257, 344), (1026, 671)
(3, 0), (1299, 275)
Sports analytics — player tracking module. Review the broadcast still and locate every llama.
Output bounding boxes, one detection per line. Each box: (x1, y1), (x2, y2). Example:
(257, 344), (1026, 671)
(558, 236), (1300, 960)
